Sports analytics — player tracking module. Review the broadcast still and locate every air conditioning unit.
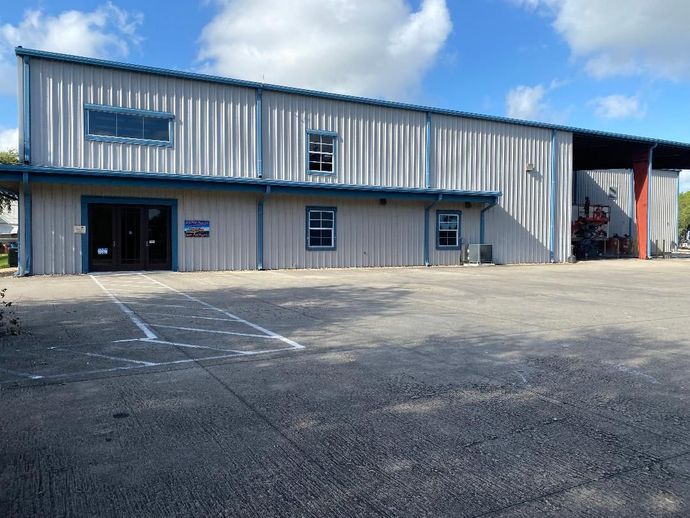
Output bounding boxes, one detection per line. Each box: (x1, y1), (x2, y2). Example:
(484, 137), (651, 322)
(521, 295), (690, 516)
(468, 244), (493, 265)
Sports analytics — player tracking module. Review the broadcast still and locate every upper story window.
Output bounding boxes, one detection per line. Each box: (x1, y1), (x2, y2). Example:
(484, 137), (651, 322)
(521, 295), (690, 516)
(306, 130), (337, 175)
(85, 104), (174, 147)
(436, 211), (461, 250)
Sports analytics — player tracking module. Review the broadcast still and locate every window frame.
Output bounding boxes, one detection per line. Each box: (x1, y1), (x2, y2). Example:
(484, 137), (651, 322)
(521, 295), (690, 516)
(84, 104), (175, 148)
(305, 206), (337, 251)
(435, 210), (462, 250)
(305, 129), (338, 176)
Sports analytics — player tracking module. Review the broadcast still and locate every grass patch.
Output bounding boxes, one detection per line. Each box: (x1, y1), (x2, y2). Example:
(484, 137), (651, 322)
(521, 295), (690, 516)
(0, 254), (8, 269)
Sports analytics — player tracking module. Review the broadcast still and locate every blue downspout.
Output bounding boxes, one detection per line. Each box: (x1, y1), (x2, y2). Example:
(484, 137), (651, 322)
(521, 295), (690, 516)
(256, 88), (263, 178)
(22, 56), (31, 164)
(549, 129), (557, 262)
(423, 194), (442, 266)
(257, 185), (270, 270)
(480, 200), (497, 244)
(22, 172), (31, 275)
(425, 112), (431, 189)
(647, 143), (657, 258)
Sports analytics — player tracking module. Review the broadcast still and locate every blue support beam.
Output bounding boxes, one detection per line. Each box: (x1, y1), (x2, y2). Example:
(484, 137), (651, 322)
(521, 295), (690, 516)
(256, 88), (263, 178)
(425, 112), (431, 189)
(423, 194), (442, 266)
(549, 129), (557, 262)
(257, 186), (270, 270)
(22, 56), (30, 164)
(22, 172), (31, 275)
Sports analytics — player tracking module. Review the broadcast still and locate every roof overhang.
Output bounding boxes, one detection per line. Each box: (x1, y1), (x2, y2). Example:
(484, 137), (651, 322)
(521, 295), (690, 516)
(573, 131), (690, 170)
(0, 165), (501, 204)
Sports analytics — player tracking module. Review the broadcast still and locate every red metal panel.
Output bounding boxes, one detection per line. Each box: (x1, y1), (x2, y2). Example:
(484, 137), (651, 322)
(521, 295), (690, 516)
(633, 150), (649, 259)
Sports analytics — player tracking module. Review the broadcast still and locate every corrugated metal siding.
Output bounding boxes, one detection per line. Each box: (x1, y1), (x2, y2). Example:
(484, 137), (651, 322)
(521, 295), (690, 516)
(428, 205), (480, 266)
(574, 169), (635, 238)
(264, 196), (424, 268)
(554, 132), (573, 262)
(30, 58), (256, 176)
(263, 92), (426, 187)
(431, 116), (572, 263)
(30, 184), (257, 274)
(649, 170), (679, 254)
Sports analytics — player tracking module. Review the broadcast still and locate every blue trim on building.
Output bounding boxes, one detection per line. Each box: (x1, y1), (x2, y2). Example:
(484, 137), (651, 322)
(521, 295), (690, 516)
(306, 129), (338, 177)
(305, 205), (337, 251)
(480, 201), (497, 244)
(21, 172), (31, 275)
(80, 195), (178, 273)
(425, 112), (431, 189)
(256, 88), (263, 178)
(423, 194), (442, 266)
(84, 103), (174, 148)
(0, 165), (501, 204)
(549, 129), (557, 262)
(435, 210), (462, 250)
(647, 143), (657, 258)
(257, 186), (270, 269)
(15, 46), (690, 150)
(22, 56), (30, 164)
(83, 103), (175, 118)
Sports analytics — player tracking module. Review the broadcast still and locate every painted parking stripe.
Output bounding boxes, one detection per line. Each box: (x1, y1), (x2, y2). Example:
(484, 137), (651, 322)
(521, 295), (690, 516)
(141, 274), (305, 349)
(49, 347), (158, 366)
(150, 324), (279, 339)
(0, 366), (43, 380)
(90, 275), (158, 340)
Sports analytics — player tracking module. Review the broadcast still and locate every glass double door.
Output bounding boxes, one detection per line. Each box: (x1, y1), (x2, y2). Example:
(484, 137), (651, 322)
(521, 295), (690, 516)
(88, 204), (172, 272)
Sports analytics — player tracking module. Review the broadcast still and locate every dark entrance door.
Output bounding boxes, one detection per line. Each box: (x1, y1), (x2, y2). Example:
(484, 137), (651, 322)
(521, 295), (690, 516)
(88, 204), (172, 272)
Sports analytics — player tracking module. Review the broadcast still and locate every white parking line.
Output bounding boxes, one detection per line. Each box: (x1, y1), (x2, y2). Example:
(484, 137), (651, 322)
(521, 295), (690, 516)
(90, 275), (158, 340)
(49, 347), (158, 366)
(0, 367), (43, 380)
(143, 312), (240, 322)
(141, 274), (305, 350)
(150, 324), (279, 339)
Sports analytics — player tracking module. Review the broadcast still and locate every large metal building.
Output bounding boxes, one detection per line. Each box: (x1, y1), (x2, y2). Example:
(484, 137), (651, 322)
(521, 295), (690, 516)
(1, 48), (689, 275)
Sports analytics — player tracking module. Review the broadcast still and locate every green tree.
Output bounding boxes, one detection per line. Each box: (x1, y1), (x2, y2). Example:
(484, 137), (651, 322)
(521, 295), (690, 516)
(0, 149), (18, 214)
(680, 190), (690, 237)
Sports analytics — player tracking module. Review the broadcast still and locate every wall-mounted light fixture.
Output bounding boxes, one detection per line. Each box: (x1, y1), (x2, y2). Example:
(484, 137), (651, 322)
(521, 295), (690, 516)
(525, 163), (536, 173)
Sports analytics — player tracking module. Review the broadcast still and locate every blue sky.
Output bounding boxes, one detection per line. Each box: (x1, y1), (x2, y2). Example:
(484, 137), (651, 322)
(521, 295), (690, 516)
(0, 0), (688, 189)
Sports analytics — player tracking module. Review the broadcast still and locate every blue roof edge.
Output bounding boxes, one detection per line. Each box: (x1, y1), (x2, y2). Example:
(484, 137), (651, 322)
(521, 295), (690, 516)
(0, 164), (501, 201)
(14, 47), (690, 150)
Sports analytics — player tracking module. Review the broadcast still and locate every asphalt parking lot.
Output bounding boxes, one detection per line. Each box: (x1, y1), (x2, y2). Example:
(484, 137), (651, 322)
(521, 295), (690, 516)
(1, 260), (690, 516)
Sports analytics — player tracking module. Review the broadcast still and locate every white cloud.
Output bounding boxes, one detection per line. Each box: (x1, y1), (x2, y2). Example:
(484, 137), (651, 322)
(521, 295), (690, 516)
(0, 128), (18, 152)
(680, 170), (690, 193)
(506, 84), (547, 120)
(197, 0), (452, 98)
(0, 3), (143, 94)
(591, 94), (645, 119)
(515, 0), (690, 80)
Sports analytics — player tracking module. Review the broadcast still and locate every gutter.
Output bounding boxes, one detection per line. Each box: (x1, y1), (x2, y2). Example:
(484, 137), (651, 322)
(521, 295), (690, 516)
(549, 129), (558, 262)
(257, 185), (271, 270)
(480, 200), (497, 245)
(423, 194), (443, 267)
(647, 143), (658, 259)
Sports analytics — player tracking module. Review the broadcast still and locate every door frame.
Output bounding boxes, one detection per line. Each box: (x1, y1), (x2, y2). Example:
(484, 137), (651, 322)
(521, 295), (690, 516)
(81, 196), (178, 273)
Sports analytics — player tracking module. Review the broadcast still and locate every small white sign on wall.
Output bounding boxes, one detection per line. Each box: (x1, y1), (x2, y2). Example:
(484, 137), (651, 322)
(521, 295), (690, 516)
(73, 225), (86, 234)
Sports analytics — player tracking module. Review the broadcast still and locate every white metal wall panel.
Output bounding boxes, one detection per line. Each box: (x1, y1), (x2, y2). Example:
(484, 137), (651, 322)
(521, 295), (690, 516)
(649, 170), (679, 254)
(263, 92), (426, 188)
(431, 116), (572, 263)
(264, 196), (423, 269)
(29, 58), (256, 177)
(30, 183), (257, 274)
(554, 133), (573, 262)
(575, 169), (635, 238)
(428, 205), (481, 266)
